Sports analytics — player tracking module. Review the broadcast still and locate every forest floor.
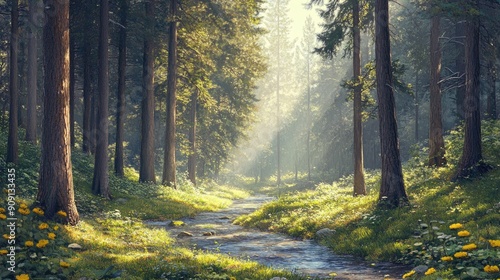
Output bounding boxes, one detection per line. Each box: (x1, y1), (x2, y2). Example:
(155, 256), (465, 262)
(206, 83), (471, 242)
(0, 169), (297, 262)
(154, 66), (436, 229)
(0, 120), (499, 280)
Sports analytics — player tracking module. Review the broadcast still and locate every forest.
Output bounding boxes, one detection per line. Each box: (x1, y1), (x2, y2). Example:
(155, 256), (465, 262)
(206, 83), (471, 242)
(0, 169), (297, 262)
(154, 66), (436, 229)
(0, 0), (499, 279)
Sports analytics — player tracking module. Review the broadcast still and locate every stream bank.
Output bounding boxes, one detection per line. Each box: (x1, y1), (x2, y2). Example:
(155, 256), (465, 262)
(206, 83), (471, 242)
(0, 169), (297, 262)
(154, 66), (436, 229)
(147, 196), (409, 279)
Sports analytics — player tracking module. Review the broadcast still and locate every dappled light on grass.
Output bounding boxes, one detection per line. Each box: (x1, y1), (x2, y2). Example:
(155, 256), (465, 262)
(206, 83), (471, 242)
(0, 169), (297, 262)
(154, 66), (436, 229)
(235, 121), (500, 278)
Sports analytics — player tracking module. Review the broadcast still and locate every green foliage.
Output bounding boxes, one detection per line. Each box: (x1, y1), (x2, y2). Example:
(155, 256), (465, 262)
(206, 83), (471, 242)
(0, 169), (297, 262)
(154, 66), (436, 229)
(0, 203), (74, 279)
(235, 120), (500, 274)
(400, 221), (500, 279)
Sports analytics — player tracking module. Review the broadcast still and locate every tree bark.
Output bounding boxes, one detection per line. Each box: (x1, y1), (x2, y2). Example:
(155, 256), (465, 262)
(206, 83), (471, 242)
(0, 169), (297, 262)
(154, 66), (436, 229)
(7, 0), (19, 164)
(375, 0), (408, 207)
(82, 1), (93, 155)
(38, 0), (79, 225)
(69, 33), (76, 147)
(188, 89), (198, 185)
(428, 15), (446, 167)
(140, 0), (156, 183)
(353, 0), (366, 196)
(162, 0), (178, 188)
(26, 0), (42, 144)
(115, 0), (127, 177)
(455, 22), (466, 123)
(453, 6), (490, 180)
(92, 0), (111, 198)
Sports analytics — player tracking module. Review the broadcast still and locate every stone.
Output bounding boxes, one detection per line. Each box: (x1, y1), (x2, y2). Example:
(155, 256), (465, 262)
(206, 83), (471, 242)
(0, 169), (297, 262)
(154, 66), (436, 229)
(413, 265), (428, 274)
(269, 277), (287, 280)
(315, 228), (335, 239)
(68, 243), (83, 250)
(203, 231), (216, 236)
(177, 231), (193, 238)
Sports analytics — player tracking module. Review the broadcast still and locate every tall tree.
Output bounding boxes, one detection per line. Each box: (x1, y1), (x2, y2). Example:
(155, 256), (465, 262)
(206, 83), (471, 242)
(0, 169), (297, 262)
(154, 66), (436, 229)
(140, 0), (156, 182)
(26, 0), (42, 144)
(455, 22), (466, 122)
(453, 0), (490, 180)
(115, 0), (128, 176)
(69, 34), (76, 147)
(7, 0), (19, 164)
(38, 0), (79, 225)
(163, 0), (178, 187)
(92, 0), (111, 198)
(428, 14), (446, 166)
(312, 0), (370, 195)
(375, 0), (408, 207)
(187, 89), (198, 185)
(352, 0), (366, 195)
(82, 0), (95, 155)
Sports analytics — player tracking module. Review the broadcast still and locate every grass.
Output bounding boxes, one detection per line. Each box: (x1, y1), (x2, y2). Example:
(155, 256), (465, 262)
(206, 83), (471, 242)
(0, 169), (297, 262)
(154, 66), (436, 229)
(235, 120), (500, 279)
(0, 127), (311, 280)
(1, 120), (500, 279)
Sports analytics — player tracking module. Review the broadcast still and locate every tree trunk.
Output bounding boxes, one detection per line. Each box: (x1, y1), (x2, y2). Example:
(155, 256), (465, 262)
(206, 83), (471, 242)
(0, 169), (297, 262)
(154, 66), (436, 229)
(7, 0), (19, 164)
(82, 2), (93, 155)
(455, 22), (466, 123)
(486, 60), (497, 120)
(92, 0), (111, 199)
(162, 0), (178, 188)
(38, 0), (79, 225)
(69, 33), (76, 147)
(140, 0), (156, 183)
(428, 15), (446, 167)
(188, 89), (198, 185)
(453, 6), (490, 180)
(115, 0), (127, 177)
(353, 0), (366, 196)
(375, 0), (408, 207)
(26, 0), (42, 144)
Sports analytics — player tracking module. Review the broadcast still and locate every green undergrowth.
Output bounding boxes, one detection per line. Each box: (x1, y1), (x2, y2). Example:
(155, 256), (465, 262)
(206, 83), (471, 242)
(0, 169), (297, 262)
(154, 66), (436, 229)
(235, 120), (500, 279)
(0, 128), (310, 279)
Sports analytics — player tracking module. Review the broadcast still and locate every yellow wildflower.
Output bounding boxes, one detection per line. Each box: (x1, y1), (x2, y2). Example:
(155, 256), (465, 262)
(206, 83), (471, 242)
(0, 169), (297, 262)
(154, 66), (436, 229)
(458, 230), (470, 237)
(53, 225), (59, 231)
(16, 274), (30, 280)
(441, 256), (453, 261)
(36, 239), (49, 248)
(462, 243), (477, 251)
(0, 249), (8, 255)
(449, 223), (463, 230)
(0, 214), (6, 220)
(25, 241), (34, 247)
(56, 210), (67, 217)
(425, 267), (436, 275)
(484, 265), (500, 273)
(489, 239), (500, 248)
(402, 270), (416, 278)
(38, 223), (49, 230)
(48, 233), (56, 240)
(33, 208), (44, 216)
(60, 261), (70, 268)
(19, 203), (28, 209)
(3, 234), (11, 239)
(0, 207), (5, 213)
(454, 251), (468, 258)
(18, 208), (30, 215)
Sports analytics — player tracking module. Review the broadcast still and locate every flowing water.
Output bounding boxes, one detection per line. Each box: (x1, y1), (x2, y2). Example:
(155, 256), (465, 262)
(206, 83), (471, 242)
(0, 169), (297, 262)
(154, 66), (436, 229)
(147, 196), (409, 279)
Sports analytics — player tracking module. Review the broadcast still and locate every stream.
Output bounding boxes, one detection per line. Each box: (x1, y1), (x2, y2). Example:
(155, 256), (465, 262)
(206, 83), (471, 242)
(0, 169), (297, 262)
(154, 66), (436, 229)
(147, 196), (409, 279)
